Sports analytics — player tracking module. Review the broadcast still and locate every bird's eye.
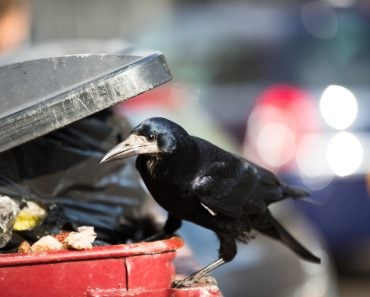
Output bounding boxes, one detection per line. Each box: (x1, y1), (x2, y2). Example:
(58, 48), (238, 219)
(148, 134), (155, 141)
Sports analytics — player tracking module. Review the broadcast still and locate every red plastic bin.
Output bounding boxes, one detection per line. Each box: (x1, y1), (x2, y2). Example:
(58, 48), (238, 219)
(0, 237), (221, 297)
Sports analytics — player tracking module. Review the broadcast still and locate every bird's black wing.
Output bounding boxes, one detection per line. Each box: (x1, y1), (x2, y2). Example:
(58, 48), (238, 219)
(191, 159), (266, 218)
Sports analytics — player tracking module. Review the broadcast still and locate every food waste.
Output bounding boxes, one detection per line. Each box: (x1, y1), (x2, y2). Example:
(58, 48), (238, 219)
(18, 226), (97, 253)
(0, 195), (97, 253)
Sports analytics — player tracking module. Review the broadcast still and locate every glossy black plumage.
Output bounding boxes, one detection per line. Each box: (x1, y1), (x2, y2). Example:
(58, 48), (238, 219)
(102, 117), (320, 287)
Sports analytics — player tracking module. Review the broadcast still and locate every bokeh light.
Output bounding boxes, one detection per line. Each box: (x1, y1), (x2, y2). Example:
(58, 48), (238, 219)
(297, 133), (328, 178)
(297, 133), (333, 190)
(256, 121), (296, 168)
(301, 2), (338, 39)
(320, 85), (358, 130)
(245, 85), (320, 171)
(326, 131), (363, 177)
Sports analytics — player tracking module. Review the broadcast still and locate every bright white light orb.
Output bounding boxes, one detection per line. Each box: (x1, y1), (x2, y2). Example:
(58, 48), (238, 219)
(320, 85), (358, 130)
(326, 132), (363, 177)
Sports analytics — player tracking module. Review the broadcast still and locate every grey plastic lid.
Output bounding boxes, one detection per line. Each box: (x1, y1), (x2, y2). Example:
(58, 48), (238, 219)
(0, 51), (172, 153)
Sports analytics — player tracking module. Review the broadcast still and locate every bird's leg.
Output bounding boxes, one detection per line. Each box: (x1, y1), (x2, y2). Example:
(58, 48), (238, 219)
(173, 233), (236, 288)
(144, 214), (182, 242)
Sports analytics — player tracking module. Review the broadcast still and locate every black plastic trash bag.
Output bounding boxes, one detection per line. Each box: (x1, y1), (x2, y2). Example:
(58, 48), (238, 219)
(0, 110), (157, 250)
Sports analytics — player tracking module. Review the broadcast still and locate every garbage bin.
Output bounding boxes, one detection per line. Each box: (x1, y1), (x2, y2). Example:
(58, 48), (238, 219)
(0, 49), (221, 296)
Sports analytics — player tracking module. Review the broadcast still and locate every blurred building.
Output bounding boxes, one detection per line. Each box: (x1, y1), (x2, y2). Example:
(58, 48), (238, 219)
(31, 0), (172, 42)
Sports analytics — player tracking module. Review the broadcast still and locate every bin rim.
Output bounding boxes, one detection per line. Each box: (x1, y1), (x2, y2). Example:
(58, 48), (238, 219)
(0, 236), (183, 267)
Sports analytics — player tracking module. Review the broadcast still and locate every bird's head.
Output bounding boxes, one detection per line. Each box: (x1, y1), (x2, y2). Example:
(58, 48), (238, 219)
(100, 117), (190, 163)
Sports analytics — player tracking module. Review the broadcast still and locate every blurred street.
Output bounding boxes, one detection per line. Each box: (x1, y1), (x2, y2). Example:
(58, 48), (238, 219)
(1, 0), (370, 296)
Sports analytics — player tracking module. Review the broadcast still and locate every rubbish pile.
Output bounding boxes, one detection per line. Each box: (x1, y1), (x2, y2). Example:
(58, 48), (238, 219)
(0, 195), (98, 252)
(0, 111), (159, 254)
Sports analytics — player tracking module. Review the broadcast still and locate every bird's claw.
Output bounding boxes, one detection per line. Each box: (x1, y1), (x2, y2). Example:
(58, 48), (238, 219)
(172, 275), (217, 288)
(172, 278), (196, 288)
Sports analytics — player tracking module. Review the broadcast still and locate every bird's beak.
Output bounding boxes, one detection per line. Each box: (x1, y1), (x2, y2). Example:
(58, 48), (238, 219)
(100, 134), (160, 163)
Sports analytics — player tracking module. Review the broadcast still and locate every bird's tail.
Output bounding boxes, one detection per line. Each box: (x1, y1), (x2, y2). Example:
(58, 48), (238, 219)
(282, 185), (321, 205)
(252, 210), (321, 264)
(283, 185), (309, 198)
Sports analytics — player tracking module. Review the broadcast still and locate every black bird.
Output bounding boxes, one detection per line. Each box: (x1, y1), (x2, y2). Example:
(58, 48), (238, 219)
(101, 117), (320, 287)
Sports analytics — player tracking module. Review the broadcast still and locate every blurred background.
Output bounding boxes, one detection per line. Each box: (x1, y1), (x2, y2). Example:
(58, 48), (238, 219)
(1, 0), (370, 296)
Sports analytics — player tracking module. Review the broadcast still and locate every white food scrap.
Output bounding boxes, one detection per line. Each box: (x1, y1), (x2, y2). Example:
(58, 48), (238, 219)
(31, 235), (64, 252)
(64, 226), (97, 250)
